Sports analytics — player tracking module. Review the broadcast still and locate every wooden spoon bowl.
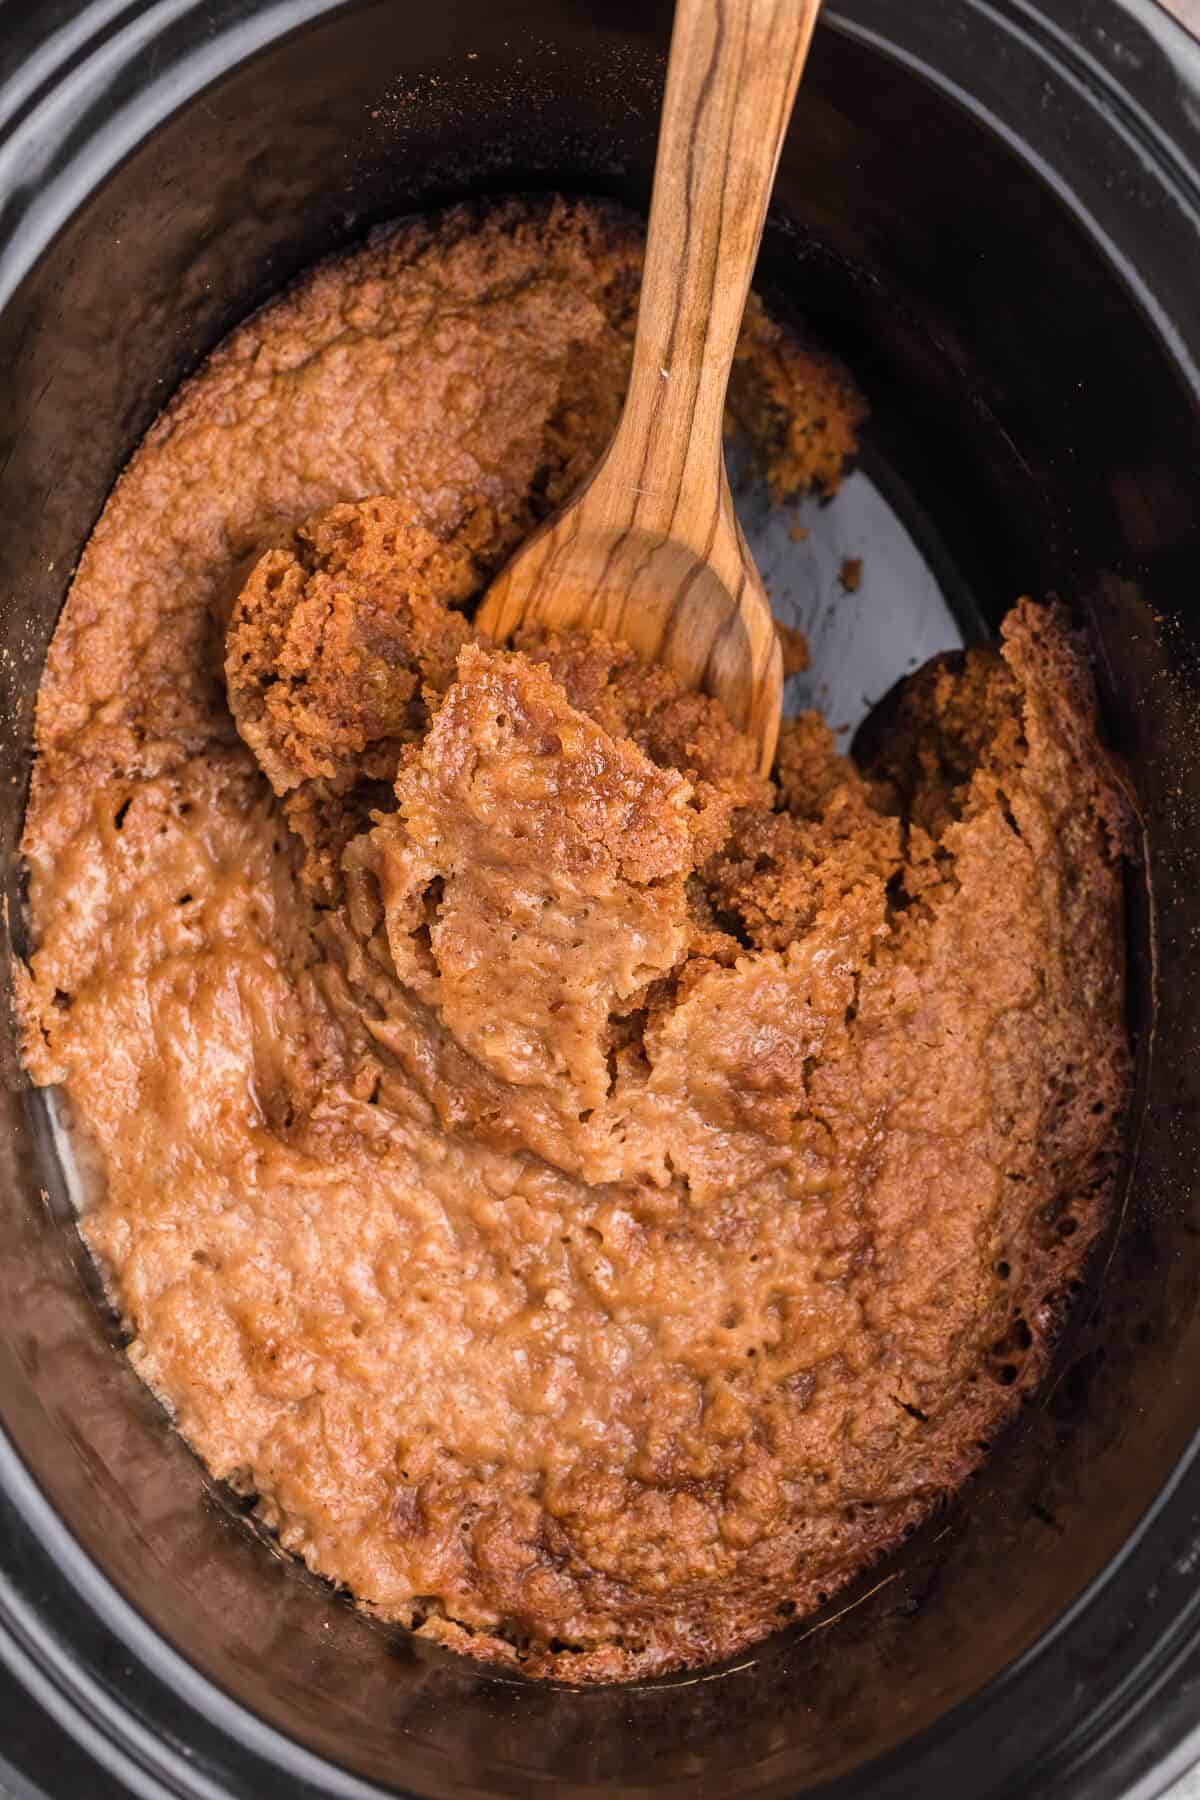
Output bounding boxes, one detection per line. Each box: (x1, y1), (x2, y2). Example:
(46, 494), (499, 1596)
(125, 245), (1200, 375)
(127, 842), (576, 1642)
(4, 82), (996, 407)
(479, 491), (778, 758)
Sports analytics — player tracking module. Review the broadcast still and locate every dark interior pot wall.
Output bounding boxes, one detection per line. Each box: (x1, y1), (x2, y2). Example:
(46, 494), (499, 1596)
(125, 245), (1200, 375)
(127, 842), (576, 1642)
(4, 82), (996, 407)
(1, 2), (1200, 1797)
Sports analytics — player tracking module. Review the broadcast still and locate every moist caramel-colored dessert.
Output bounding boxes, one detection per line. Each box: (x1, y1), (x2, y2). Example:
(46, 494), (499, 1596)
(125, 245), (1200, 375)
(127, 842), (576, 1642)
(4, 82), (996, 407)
(17, 197), (1131, 1683)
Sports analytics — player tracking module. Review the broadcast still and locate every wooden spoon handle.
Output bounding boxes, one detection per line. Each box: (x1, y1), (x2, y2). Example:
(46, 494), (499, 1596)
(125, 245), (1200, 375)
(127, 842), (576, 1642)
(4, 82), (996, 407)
(595, 0), (822, 536)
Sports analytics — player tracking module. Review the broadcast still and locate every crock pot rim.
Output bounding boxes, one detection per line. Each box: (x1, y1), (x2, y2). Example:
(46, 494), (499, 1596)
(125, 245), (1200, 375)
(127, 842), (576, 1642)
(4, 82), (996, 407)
(2, 2), (1200, 1797)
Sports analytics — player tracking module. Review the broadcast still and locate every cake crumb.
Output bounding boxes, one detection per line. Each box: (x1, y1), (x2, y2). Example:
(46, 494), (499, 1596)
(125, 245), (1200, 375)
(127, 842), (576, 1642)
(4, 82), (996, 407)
(775, 620), (811, 677)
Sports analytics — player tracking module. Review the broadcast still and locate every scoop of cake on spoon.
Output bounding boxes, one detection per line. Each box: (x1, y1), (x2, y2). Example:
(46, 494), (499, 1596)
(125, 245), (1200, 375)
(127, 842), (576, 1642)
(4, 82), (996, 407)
(477, 0), (822, 776)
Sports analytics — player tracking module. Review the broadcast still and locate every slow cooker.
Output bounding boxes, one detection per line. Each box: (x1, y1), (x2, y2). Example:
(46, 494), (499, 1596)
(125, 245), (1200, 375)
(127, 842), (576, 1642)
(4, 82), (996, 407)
(2, 1), (1200, 1795)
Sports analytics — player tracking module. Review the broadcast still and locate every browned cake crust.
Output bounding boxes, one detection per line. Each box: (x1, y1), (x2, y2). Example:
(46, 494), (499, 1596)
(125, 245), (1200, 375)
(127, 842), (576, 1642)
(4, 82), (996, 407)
(16, 197), (1130, 1684)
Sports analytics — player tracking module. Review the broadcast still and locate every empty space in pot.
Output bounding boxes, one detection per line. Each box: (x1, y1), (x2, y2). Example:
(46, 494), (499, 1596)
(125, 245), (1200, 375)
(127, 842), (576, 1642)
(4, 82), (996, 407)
(0, 3), (1198, 1796)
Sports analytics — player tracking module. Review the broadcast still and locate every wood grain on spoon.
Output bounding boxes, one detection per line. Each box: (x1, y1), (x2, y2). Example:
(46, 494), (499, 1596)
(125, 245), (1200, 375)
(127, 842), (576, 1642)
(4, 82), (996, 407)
(477, 0), (822, 775)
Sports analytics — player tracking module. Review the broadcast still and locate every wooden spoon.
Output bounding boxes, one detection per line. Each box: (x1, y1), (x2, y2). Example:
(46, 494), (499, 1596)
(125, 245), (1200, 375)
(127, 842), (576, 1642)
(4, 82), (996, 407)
(477, 0), (822, 775)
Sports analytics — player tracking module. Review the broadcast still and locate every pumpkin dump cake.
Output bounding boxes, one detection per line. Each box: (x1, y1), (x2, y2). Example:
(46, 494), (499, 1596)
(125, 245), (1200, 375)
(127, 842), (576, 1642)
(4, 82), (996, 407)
(16, 198), (1130, 1682)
